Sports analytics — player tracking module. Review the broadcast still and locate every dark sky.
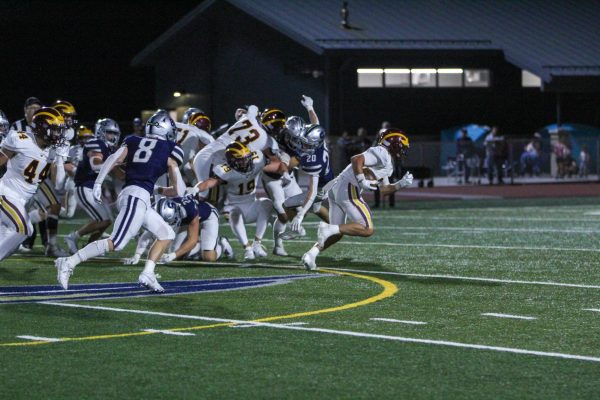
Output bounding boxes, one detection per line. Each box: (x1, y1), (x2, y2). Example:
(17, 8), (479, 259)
(0, 0), (197, 127)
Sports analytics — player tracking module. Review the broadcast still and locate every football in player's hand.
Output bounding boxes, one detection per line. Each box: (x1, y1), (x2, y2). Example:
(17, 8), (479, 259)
(363, 167), (377, 181)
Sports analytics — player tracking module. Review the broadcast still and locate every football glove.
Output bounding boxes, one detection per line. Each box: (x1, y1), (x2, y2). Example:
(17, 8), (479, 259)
(290, 214), (304, 232)
(160, 252), (177, 263)
(301, 95), (314, 111)
(356, 173), (378, 191)
(93, 182), (103, 203)
(123, 254), (141, 265)
(394, 172), (414, 189)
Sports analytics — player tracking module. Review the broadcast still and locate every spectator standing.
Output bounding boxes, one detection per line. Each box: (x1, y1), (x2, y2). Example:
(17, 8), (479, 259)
(456, 128), (475, 183)
(553, 132), (571, 178)
(483, 126), (506, 184)
(579, 144), (590, 178)
(519, 132), (542, 176)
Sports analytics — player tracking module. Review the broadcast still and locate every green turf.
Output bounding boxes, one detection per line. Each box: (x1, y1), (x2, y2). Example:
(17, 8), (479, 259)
(2, 197), (600, 399)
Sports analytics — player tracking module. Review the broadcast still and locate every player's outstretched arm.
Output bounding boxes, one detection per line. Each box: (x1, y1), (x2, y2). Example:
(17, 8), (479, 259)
(301, 95), (319, 125)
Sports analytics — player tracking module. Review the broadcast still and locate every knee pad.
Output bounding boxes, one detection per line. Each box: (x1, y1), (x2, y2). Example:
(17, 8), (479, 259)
(311, 201), (322, 214)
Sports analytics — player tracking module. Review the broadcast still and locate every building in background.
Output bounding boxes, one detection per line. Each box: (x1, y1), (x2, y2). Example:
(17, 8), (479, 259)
(132, 0), (600, 138)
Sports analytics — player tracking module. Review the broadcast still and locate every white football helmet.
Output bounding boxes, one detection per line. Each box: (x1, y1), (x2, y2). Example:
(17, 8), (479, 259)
(145, 111), (176, 141)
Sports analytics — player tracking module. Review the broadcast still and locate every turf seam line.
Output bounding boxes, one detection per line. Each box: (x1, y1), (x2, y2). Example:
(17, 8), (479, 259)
(481, 313), (537, 320)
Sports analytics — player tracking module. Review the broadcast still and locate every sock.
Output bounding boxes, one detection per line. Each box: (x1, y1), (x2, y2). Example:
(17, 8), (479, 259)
(215, 244), (222, 260)
(274, 220), (286, 247)
(39, 220), (48, 246)
(28, 209), (44, 224)
(70, 238), (109, 266)
(47, 215), (59, 245)
(308, 245), (321, 257)
(143, 260), (156, 275)
(229, 210), (248, 246)
(72, 231), (81, 240)
(329, 224), (341, 236)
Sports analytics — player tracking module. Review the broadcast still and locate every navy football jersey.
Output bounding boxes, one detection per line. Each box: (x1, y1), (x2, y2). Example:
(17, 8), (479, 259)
(299, 144), (333, 188)
(74, 139), (113, 188)
(175, 195), (218, 225)
(123, 136), (184, 194)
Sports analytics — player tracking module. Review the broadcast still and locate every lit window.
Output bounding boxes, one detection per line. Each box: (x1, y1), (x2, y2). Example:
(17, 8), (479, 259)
(437, 68), (463, 87)
(357, 68), (383, 87)
(411, 69), (437, 87)
(384, 68), (410, 87)
(464, 69), (490, 87)
(522, 70), (541, 87)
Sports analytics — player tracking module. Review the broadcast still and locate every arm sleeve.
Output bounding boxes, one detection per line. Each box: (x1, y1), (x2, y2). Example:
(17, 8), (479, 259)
(362, 147), (383, 166)
(1, 132), (19, 152)
(296, 174), (319, 217)
(169, 145), (184, 166)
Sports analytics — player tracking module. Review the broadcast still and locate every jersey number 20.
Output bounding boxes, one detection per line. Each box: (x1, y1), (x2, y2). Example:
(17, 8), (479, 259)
(132, 139), (157, 163)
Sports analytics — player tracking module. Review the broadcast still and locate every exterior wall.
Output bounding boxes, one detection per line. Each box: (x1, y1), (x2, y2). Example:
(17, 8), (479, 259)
(208, 3), (326, 129)
(334, 50), (600, 139)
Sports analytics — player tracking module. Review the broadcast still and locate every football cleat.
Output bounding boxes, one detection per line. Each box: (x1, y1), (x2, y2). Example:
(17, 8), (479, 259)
(18, 245), (32, 253)
(219, 237), (234, 259)
(252, 242), (268, 258)
(244, 246), (255, 261)
(138, 272), (164, 293)
(301, 250), (318, 271)
(63, 232), (79, 255)
(55, 257), (75, 290)
(273, 245), (288, 257)
(45, 244), (70, 257)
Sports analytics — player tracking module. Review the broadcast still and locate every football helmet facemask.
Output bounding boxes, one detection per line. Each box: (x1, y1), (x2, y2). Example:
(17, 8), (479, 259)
(225, 141), (254, 173)
(95, 118), (121, 148)
(31, 107), (67, 147)
(294, 124), (325, 155)
(377, 128), (410, 159)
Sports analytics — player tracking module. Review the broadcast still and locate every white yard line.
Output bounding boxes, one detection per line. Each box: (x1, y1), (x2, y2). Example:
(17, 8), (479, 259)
(16, 335), (62, 342)
(582, 308), (600, 313)
(232, 322), (308, 329)
(481, 313), (537, 320)
(370, 318), (427, 325)
(40, 302), (600, 363)
(273, 239), (600, 253)
(143, 329), (195, 336)
(324, 267), (600, 290)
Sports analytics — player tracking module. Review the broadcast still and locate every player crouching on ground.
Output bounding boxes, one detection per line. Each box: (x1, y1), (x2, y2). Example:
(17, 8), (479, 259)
(124, 196), (233, 265)
(301, 129), (414, 271)
(0, 107), (67, 260)
(55, 111), (186, 292)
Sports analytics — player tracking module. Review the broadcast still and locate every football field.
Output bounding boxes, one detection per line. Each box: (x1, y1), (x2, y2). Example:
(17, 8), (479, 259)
(2, 197), (600, 399)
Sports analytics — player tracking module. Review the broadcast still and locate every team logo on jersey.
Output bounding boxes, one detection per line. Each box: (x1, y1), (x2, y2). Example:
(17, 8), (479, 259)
(0, 274), (330, 304)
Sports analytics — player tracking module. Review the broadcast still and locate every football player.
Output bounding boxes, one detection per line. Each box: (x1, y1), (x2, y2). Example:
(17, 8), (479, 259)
(55, 111), (186, 292)
(301, 129), (414, 271)
(0, 109), (9, 145)
(191, 105), (280, 200)
(195, 141), (284, 260)
(60, 125), (94, 218)
(124, 196), (233, 264)
(175, 110), (213, 184)
(29, 100), (78, 256)
(0, 107), (67, 260)
(63, 119), (121, 254)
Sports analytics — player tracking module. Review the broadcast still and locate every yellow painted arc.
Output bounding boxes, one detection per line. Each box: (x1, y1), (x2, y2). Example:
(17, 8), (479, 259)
(0, 269), (398, 347)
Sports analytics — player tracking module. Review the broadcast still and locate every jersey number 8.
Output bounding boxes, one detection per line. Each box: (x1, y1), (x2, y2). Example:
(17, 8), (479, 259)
(132, 139), (157, 163)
